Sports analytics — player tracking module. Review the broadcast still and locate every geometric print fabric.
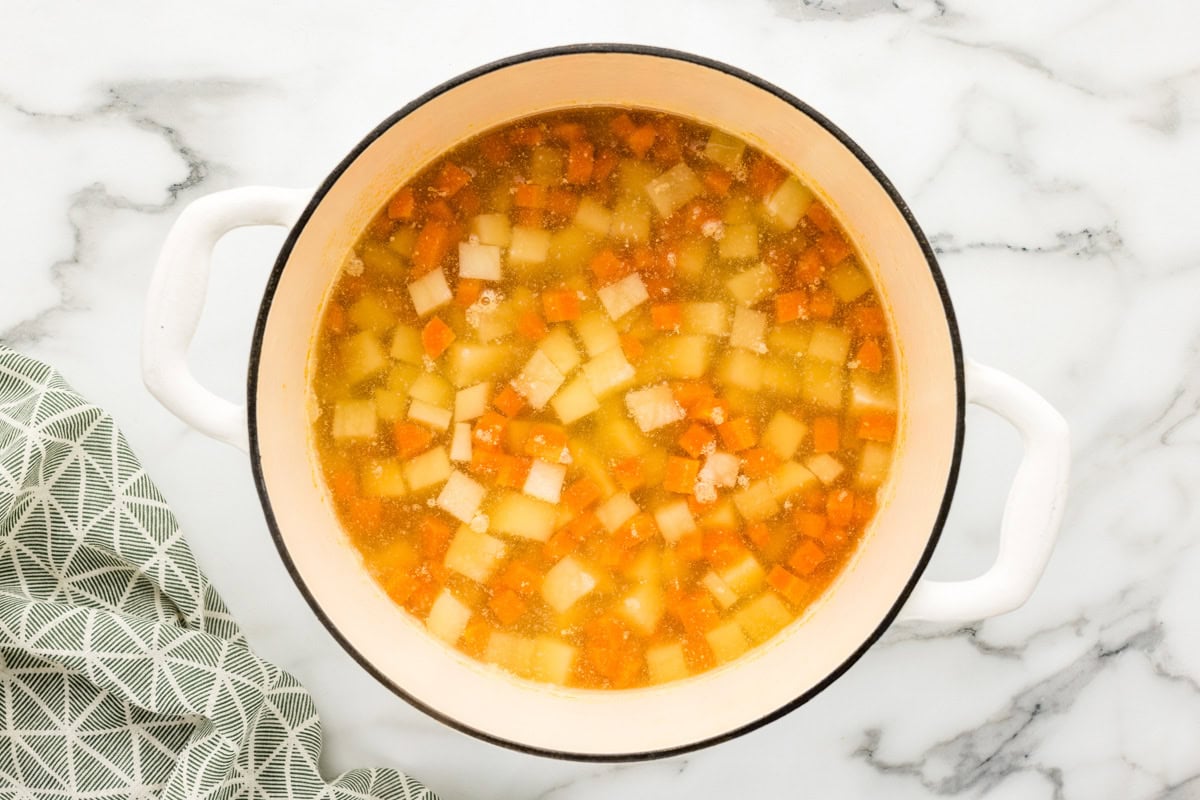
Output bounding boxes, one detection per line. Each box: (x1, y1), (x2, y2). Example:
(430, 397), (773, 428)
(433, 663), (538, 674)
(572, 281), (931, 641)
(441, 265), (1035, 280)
(0, 344), (437, 799)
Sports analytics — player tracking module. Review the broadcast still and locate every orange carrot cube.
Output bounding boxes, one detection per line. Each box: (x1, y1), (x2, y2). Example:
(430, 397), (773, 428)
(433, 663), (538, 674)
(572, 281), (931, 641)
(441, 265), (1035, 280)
(857, 411), (897, 442)
(542, 289), (581, 323)
(717, 417), (757, 452)
(787, 539), (826, 576)
(386, 187), (416, 220)
(677, 424), (716, 459)
(811, 417), (840, 453)
(421, 316), (456, 359)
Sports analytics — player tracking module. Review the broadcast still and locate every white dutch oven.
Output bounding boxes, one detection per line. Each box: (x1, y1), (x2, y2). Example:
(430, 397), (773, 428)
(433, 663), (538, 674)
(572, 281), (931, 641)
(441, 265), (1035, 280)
(142, 46), (1070, 760)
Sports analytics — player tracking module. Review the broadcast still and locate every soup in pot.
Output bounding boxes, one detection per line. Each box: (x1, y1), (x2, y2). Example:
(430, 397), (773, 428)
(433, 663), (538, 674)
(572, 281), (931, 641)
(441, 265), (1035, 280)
(310, 107), (898, 689)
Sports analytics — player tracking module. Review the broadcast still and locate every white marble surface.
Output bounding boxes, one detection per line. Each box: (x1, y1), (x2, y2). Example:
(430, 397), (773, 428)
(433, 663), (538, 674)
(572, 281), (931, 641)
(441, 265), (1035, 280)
(3, 1), (1198, 797)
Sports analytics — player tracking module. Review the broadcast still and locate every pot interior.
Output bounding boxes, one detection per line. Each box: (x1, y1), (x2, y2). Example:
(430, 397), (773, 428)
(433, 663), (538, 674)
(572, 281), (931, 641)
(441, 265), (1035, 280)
(251, 48), (960, 758)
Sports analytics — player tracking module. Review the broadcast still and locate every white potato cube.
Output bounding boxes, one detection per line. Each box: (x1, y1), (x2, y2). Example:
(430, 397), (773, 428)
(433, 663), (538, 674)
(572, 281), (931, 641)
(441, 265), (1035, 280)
(446, 342), (513, 388)
(523, 460), (566, 504)
(347, 294), (395, 334)
(706, 621), (751, 664)
(725, 263), (778, 306)
(485, 632), (536, 677)
(532, 637), (577, 685)
(716, 350), (764, 392)
(651, 335), (711, 379)
(803, 361), (847, 409)
(341, 332), (388, 383)
(703, 129), (746, 169)
(625, 384), (685, 433)
(808, 323), (852, 363)
(768, 324), (811, 355)
(449, 421), (473, 462)
(409, 373), (453, 406)
(733, 480), (780, 522)
(595, 492), (638, 532)
(720, 553), (766, 595)
(455, 383), (490, 421)
(426, 590), (471, 644)
(458, 241), (502, 281)
(644, 163), (703, 218)
(509, 226), (551, 266)
(718, 223), (759, 261)
(444, 525), (507, 583)
(390, 325), (424, 365)
(538, 327), (581, 375)
(436, 471), (487, 523)
(551, 375), (600, 425)
(828, 262), (872, 302)
(763, 176), (814, 230)
(653, 500), (697, 544)
(470, 213), (511, 247)
(360, 459), (407, 498)
(574, 311), (621, 357)
(408, 268), (453, 316)
(512, 350), (566, 410)
(574, 197), (611, 236)
(805, 453), (845, 485)
(408, 398), (452, 431)
(735, 592), (792, 643)
(702, 571), (740, 609)
(402, 447), (452, 492)
(490, 491), (557, 541)
(729, 307), (768, 353)
(682, 302), (729, 337)
(763, 411), (807, 460)
(858, 442), (892, 488)
(700, 452), (740, 489)
(582, 348), (635, 398)
(610, 198), (651, 243)
(542, 556), (598, 613)
(850, 374), (898, 412)
(331, 400), (376, 439)
(771, 461), (818, 500)
(597, 273), (649, 321)
(619, 583), (665, 636)
(647, 642), (689, 684)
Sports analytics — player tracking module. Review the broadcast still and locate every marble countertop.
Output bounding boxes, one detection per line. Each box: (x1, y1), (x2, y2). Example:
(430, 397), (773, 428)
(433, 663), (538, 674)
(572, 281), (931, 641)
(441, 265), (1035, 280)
(3, 1), (1198, 797)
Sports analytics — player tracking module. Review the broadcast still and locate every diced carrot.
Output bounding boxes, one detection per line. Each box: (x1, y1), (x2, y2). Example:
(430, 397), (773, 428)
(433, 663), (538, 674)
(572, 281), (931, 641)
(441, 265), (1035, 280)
(411, 220), (451, 276)
(702, 529), (746, 568)
(392, 422), (434, 459)
(744, 522), (771, 550)
(433, 162), (471, 197)
(767, 565), (810, 607)
(458, 617), (490, 657)
(514, 183), (546, 209)
(740, 448), (781, 479)
(651, 135), (683, 166)
(808, 288), (836, 320)
(689, 395), (732, 426)
(582, 616), (643, 688)
(469, 446), (505, 479)
(551, 121), (586, 141)
(426, 198), (455, 222)
(325, 302), (348, 335)
(454, 278), (483, 308)
(346, 497), (382, 530)
(546, 188), (579, 218)
(818, 232), (853, 265)
(788, 539), (826, 576)
(472, 412), (508, 450)
(386, 187), (416, 220)
(421, 316), (456, 359)
(609, 113), (636, 138)
(516, 310), (549, 341)
(418, 514), (454, 560)
(565, 140), (595, 184)
(850, 305), (887, 336)
(454, 186), (482, 218)
(793, 511), (827, 540)
(542, 288), (581, 322)
(488, 589), (527, 626)
(600, 514), (657, 569)
(508, 125), (544, 147)
(853, 493), (877, 527)
(798, 486), (826, 512)
(812, 417), (840, 453)
(494, 561), (542, 596)
(796, 249), (825, 285)
(328, 467), (357, 500)
(495, 454), (532, 489)
(700, 167), (734, 196)
(826, 489), (855, 527)
(367, 211), (395, 240)
(626, 125), (657, 158)
(687, 493), (718, 517)
(619, 333), (645, 363)
(671, 381), (716, 411)
(663, 457), (701, 494)
(857, 411), (897, 443)
(675, 530), (704, 561)
(717, 417), (757, 452)
(492, 384), (525, 418)
(747, 156), (785, 199)
(651, 303), (683, 332)
(524, 423), (570, 463)
(682, 632), (716, 671)
(677, 424), (716, 459)
(643, 277), (673, 301)
(807, 202), (835, 232)
(854, 339), (884, 373)
(592, 148), (619, 182)
(775, 291), (808, 324)
(588, 249), (629, 283)
(514, 208), (543, 227)
(612, 456), (645, 491)
(478, 134), (512, 165)
(544, 512), (600, 561)
(562, 477), (603, 514)
(669, 590), (718, 636)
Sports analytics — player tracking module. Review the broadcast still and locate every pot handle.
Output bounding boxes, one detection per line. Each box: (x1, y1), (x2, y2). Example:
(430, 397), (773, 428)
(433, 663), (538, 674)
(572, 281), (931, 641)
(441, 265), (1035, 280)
(897, 358), (1070, 623)
(142, 187), (312, 452)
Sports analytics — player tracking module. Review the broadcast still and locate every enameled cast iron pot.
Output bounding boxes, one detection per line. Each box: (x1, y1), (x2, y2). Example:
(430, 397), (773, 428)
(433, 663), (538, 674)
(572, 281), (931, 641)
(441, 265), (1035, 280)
(142, 45), (1070, 760)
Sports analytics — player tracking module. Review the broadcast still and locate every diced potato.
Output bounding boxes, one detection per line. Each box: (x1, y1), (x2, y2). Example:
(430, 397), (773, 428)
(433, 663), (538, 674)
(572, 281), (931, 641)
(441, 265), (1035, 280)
(762, 360), (805, 397)
(625, 384), (685, 433)
(358, 242), (405, 277)
(725, 263), (778, 306)
(390, 326), (424, 365)
(444, 525), (507, 583)
(627, 548), (662, 584)
(408, 398), (451, 431)
(649, 335), (712, 379)
(850, 374), (898, 412)
(681, 302), (729, 337)
(610, 198), (651, 244)
(582, 348), (635, 398)
(596, 413), (650, 458)
(529, 146), (564, 185)
(538, 327), (582, 376)
(700, 498), (740, 529)
(409, 373), (453, 406)
(347, 294), (396, 334)
(408, 268), (453, 316)
(763, 176), (814, 230)
(653, 499), (697, 543)
(386, 227), (417, 258)
(523, 460), (566, 504)
(762, 411), (807, 460)
(597, 273), (649, 321)
(647, 643), (689, 684)
(718, 223), (759, 261)
(858, 443), (892, 488)
(470, 213), (511, 247)
(548, 226), (598, 271)
(426, 590), (471, 644)
(542, 556), (599, 613)
(805, 453), (845, 484)
(733, 479), (780, 522)
(719, 553), (765, 595)
(723, 196), (755, 225)
(735, 592), (792, 643)
(341, 332), (388, 384)
(458, 241), (502, 281)
(373, 388), (407, 422)
(531, 637), (577, 685)
(619, 583), (665, 635)
(767, 324), (811, 356)
(551, 374), (600, 425)
(617, 159), (660, 197)
(387, 362), (420, 394)
(360, 458), (407, 497)
(403, 447), (452, 491)
(703, 129), (746, 170)
(470, 297), (516, 343)
(574, 311), (621, 357)
(436, 471), (487, 523)
(446, 342), (515, 388)
(454, 383), (490, 421)
(700, 452), (740, 488)
(569, 442), (618, 499)
(802, 360), (846, 408)
(331, 400), (376, 439)
(490, 491), (557, 541)
(449, 421), (473, 462)
(771, 461), (818, 500)
(677, 240), (712, 284)
(828, 262), (872, 302)
(512, 350), (566, 410)
(595, 492), (638, 532)
(808, 323), (852, 363)
(645, 163), (703, 217)
(486, 632), (536, 677)
(509, 226), (552, 267)
(574, 197), (612, 236)
(702, 572), (739, 610)
(716, 350), (764, 392)
(729, 307), (767, 352)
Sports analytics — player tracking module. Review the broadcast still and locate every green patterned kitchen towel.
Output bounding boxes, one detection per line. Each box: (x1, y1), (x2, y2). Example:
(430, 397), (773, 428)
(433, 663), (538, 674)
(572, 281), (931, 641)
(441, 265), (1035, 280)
(0, 343), (437, 800)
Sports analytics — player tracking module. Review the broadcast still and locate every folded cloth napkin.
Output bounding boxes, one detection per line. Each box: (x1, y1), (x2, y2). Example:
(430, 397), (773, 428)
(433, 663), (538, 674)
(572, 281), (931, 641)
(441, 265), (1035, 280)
(0, 344), (437, 799)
